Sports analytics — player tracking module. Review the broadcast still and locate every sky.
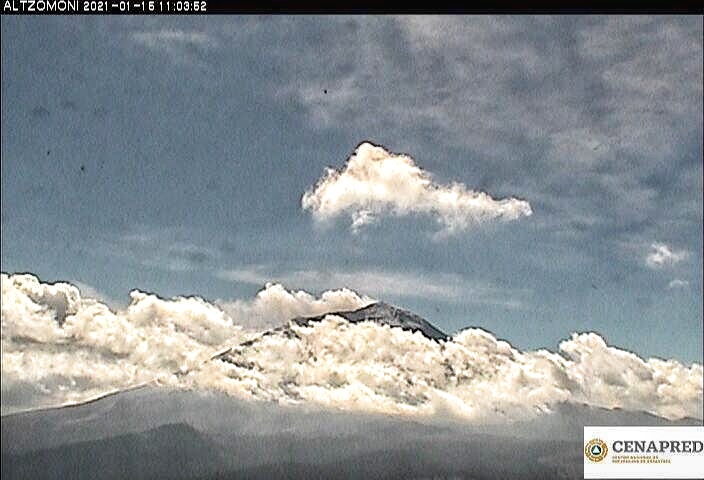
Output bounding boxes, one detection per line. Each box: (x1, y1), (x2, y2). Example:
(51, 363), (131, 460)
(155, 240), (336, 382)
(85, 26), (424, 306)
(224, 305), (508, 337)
(1, 15), (702, 363)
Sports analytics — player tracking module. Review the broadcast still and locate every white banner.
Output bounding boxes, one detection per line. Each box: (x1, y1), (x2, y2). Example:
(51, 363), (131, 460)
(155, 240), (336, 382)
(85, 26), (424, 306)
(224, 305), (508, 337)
(584, 426), (704, 479)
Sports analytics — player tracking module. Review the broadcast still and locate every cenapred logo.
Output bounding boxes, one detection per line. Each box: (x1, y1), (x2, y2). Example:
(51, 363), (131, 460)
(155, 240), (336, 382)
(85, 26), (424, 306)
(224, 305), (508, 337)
(585, 438), (609, 462)
(584, 426), (704, 479)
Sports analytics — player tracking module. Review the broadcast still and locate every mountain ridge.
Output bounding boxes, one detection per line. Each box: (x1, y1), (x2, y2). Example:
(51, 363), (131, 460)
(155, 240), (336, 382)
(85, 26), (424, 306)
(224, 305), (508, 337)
(290, 301), (450, 341)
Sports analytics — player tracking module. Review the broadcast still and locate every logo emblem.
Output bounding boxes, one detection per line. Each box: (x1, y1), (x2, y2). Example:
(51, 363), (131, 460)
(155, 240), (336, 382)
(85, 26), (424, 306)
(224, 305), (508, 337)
(585, 438), (608, 462)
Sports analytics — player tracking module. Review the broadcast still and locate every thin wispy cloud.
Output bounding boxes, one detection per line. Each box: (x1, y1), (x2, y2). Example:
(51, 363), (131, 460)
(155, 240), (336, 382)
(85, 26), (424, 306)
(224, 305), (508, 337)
(94, 228), (219, 273)
(131, 29), (215, 64)
(217, 265), (527, 309)
(254, 16), (701, 243)
(132, 29), (214, 47)
(72, 281), (122, 309)
(270, 17), (701, 160)
(668, 279), (690, 289)
(302, 142), (532, 237)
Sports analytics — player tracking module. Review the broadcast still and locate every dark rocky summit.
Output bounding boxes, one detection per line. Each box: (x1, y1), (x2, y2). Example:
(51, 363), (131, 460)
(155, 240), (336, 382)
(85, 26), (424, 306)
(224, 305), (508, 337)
(291, 302), (449, 341)
(234, 302), (450, 349)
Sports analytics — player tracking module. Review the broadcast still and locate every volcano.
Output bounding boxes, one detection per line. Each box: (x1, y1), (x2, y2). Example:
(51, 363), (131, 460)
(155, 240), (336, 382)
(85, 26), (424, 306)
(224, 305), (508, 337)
(228, 301), (449, 351)
(290, 302), (449, 341)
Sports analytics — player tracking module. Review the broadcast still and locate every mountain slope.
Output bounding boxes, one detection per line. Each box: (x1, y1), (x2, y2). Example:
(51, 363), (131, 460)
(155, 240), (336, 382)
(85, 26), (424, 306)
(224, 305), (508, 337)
(2, 388), (701, 480)
(1, 422), (224, 480)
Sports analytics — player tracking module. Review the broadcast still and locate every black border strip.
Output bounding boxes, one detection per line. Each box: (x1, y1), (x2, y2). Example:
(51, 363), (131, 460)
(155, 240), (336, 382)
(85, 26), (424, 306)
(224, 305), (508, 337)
(203, 2), (704, 15)
(2, 0), (703, 15)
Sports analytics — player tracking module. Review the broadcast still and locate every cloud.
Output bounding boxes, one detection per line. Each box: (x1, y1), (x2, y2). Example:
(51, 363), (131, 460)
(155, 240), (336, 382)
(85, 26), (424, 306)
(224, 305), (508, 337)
(194, 319), (702, 422)
(302, 142), (532, 236)
(267, 17), (700, 163)
(645, 242), (689, 268)
(2, 273), (701, 421)
(94, 228), (219, 273)
(1, 272), (243, 413)
(218, 282), (374, 329)
(218, 266), (526, 308)
(241, 16), (700, 249)
(131, 29), (215, 64)
(668, 279), (689, 289)
(132, 29), (214, 48)
(72, 281), (122, 309)
(0, 273), (370, 412)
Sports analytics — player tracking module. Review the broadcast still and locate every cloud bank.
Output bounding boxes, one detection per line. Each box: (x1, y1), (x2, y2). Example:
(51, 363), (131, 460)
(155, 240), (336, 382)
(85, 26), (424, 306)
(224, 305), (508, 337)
(302, 143), (532, 236)
(198, 320), (702, 422)
(1, 273), (701, 421)
(0, 273), (370, 413)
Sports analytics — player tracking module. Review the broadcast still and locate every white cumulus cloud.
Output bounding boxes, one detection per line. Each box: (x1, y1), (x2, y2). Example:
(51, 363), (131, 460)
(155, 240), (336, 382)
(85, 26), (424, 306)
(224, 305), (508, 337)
(301, 142), (532, 236)
(191, 318), (702, 422)
(1, 273), (368, 413)
(646, 242), (689, 268)
(2, 273), (701, 422)
(218, 282), (374, 329)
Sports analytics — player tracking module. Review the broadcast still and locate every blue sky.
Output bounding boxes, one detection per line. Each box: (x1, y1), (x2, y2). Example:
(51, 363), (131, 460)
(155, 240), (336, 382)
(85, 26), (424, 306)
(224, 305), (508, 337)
(1, 16), (702, 362)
